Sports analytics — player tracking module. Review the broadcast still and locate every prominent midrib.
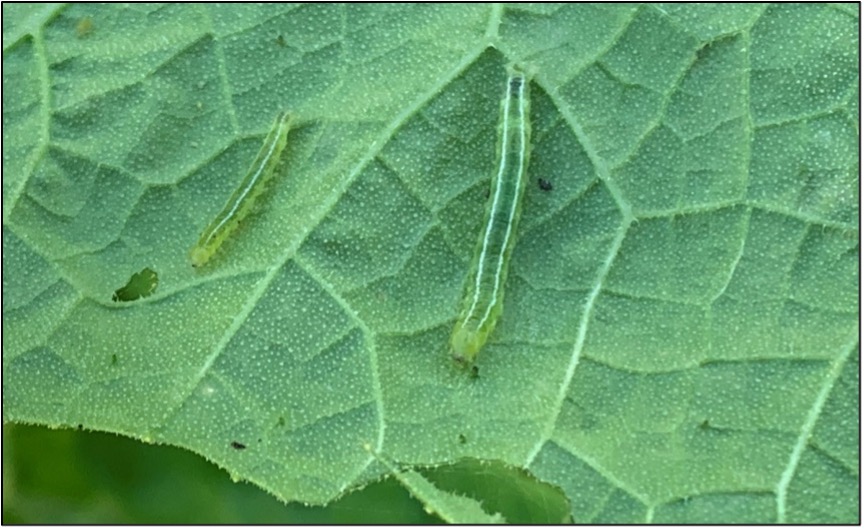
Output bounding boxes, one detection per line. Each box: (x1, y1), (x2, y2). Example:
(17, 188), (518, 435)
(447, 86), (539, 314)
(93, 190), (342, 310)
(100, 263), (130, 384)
(463, 74), (527, 331)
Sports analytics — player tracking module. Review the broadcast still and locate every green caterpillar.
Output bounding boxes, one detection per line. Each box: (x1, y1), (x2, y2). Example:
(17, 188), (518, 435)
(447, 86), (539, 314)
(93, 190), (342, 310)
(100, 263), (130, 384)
(451, 67), (531, 366)
(190, 111), (291, 267)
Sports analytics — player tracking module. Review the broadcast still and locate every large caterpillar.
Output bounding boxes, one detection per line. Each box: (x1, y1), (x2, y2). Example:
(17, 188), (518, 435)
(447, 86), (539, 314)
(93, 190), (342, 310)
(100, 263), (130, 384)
(190, 111), (291, 267)
(450, 67), (531, 366)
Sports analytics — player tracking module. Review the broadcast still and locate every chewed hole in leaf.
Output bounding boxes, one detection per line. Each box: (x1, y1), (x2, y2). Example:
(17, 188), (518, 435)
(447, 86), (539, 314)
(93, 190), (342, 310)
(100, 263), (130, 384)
(111, 267), (159, 302)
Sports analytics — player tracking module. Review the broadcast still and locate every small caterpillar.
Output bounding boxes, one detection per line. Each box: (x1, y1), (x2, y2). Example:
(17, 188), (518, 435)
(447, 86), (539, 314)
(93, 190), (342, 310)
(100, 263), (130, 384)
(190, 111), (291, 267)
(450, 66), (531, 366)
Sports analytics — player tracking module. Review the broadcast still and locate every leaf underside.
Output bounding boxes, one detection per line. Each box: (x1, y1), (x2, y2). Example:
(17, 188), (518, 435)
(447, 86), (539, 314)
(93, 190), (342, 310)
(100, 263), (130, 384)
(3, 3), (858, 524)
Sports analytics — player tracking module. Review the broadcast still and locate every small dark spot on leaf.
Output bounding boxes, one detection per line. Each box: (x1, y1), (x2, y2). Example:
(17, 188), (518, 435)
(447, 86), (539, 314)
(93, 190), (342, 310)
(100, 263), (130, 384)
(275, 34), (286, 47)
(470, 365), (480, 379)
(538, 178), (553, 191)
(111, 354), (118, 365)
(458, 434), (467, 444)
(277, 416), (285, 427)
(230, 441), (247, 450)
(77, 424), (83, 430)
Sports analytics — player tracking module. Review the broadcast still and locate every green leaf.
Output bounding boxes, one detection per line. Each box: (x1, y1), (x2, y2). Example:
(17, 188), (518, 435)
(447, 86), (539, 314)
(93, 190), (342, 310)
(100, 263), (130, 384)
(367, 446), (506, 524)
(3, 3), (858, 524)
